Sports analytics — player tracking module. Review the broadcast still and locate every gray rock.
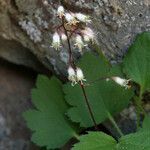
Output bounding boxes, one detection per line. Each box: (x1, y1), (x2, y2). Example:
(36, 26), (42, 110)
(0, 37), (49, 72)
(0, 60), (39, 150)
(0, 0), (150, 75)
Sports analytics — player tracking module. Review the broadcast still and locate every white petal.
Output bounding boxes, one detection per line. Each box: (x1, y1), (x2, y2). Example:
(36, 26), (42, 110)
(68, 66), (75, 77)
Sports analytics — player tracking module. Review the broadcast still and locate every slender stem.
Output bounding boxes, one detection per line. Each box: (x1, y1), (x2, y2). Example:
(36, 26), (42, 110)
(107, 112), (124, 137)
(62, 18), (75, 67)
(80, 83), (99, 130)
(61, 18), (98, 130)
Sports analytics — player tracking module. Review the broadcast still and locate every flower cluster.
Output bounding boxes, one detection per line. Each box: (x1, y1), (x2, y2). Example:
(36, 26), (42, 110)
(68, 66), (86, 86)
(51, 6), (95, 85)
(51, 6), (95, 52)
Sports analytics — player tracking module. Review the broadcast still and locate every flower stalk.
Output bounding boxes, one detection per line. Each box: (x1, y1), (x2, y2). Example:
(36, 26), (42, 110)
(55, 6), (98, 130)
(51, 5), (98, 130)
(61, 16), (98, 130)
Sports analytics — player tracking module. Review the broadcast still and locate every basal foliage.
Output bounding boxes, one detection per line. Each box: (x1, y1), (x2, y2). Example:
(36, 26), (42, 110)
(24, 32), (150, 149)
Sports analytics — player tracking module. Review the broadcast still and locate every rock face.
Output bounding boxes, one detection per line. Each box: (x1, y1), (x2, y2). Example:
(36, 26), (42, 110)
(0, 60), (39, 150)
(0, 0), (150, 75)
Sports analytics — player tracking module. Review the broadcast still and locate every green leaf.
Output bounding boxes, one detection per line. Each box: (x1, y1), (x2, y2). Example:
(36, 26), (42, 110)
(118, 131), (150, 150)
(73, 116), (150, 150)
(75, 52), (110, 81)
(23, 75), (77, 149)
(123, 32), (150, 92)
(110, 64), (125, 78)
(63, 53), (134, 127)
(72, 132), (117, 150)
(117, 115), (150, 150)
(142, 115), (150, 130)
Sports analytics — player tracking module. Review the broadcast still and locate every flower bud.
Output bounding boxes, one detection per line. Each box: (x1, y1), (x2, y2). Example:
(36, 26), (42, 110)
(65, 13), (78, 25)
(74, 35), (86, 52)
(82, 27), (94, 42)
(57, 6), (65, 18)
(65, 13), (74, 22)
(111, 77), (131, 89)
(68, 66), (77, 86)
(76, 68), (86, 84)
(83, 35), (90, 42)
(75, 13), (91, 23)
(43, 0), (48, 5)
(51, 32), (61, 50)
(61, 33), (67, 41)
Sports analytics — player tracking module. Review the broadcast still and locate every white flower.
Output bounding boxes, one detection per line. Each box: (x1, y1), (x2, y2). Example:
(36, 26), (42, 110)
(76, 67), (86, 84)
(67, 67), (86, 86)
(65, 13), (78, 25)
(68, 66), (77, 86)
(65, 13), (73, 22)
(83, 35), (90, 42)
(51, 32), (61, 50)
(43, 0), (48, 5)
(57, 6), (65, 18)
(61, 33), (67, 41)
(111, 77), (131, 89)
(82, 27), (95, 42)
(75, 13), (91, 23)
(74, 35), (86, 52)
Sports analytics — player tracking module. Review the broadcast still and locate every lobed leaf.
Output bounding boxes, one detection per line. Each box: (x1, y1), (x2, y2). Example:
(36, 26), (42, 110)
(72, 132), (116, 150)
(73, 116), (150, 150)
(123, 32), (150, 93)
(23, 75), (77, 149)
(63, 53), (134, 127)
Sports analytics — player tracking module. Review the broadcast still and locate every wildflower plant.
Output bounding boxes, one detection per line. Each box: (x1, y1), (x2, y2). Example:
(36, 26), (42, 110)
(23, 3), (150, 150)
(52, 5), (98, 129)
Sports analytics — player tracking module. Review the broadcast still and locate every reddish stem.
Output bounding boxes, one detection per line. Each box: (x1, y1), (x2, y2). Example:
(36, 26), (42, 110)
(80, 82), (99, 130)
(61, 17), (98, 130)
